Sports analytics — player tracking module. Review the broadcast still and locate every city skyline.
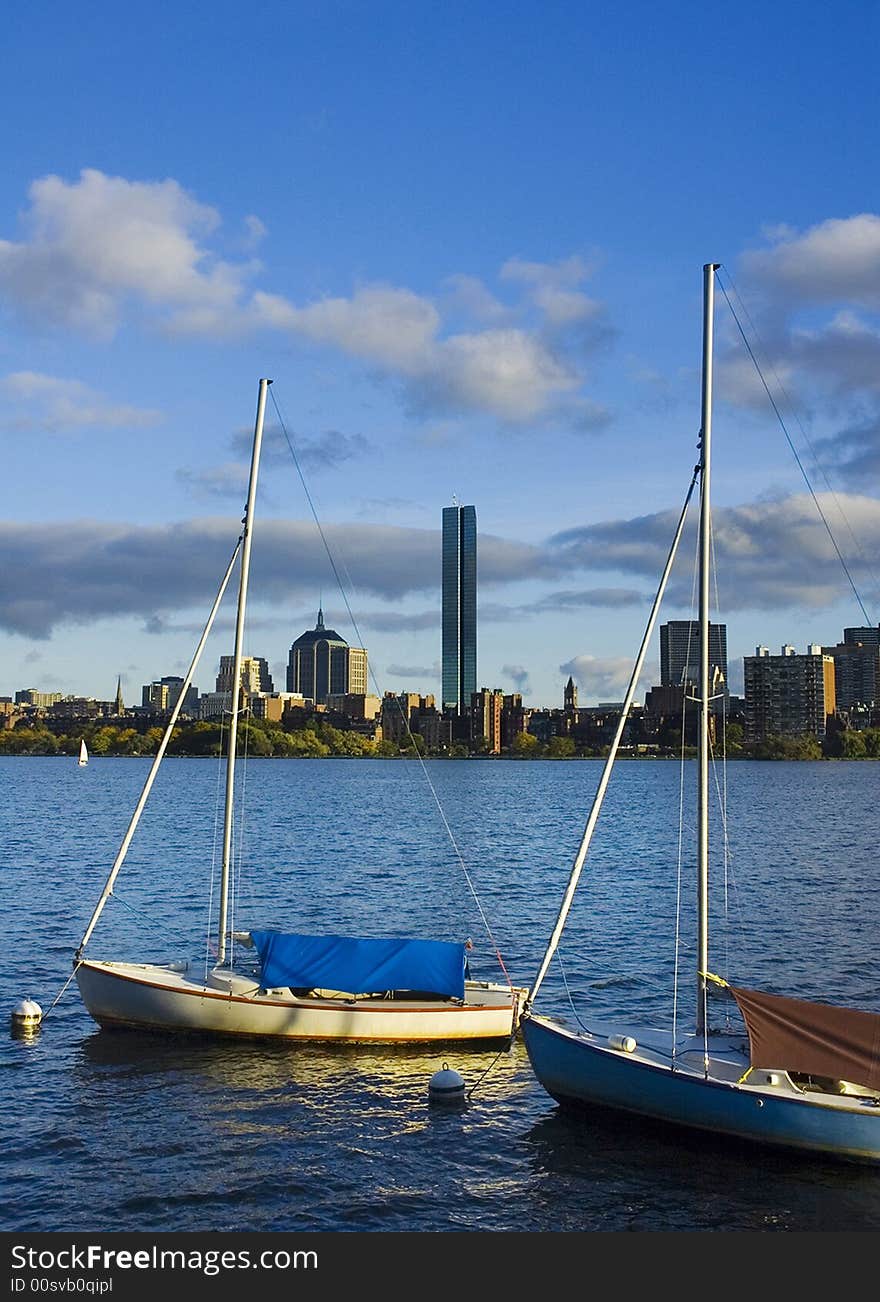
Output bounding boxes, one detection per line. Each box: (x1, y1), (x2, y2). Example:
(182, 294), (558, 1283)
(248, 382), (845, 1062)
(7, 613), (877, 718)
(1, 5), (878, 708)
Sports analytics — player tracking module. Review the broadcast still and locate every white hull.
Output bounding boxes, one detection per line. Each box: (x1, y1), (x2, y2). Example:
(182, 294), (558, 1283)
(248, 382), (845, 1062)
(76, 959), (524, 1044)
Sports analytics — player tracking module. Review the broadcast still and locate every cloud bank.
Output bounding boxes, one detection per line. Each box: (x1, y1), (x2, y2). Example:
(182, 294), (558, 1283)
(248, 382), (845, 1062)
(3, 490), (873, 640)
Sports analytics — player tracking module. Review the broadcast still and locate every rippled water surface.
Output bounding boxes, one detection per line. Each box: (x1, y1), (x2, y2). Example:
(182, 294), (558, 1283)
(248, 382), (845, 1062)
(2, 756), (879, 1232)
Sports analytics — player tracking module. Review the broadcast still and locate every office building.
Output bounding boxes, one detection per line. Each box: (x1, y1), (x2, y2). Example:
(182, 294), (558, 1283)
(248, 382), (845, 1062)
(141, 676), (199, 715)
(843, 625), (880, 650)
(287, 608), (368, 705)
(743, 644), (836, 741)
(500, 693), (529, 749)
(14, 689), (63, 707)
(470, 687), (504, 754)
(441, 503), (477, 713)
(822, 639), (879, 710)
(659, 620), (727, 688)
(216, 656), (274, 696)
(325, 693), (381, 720)
(250, 692), (307, 722)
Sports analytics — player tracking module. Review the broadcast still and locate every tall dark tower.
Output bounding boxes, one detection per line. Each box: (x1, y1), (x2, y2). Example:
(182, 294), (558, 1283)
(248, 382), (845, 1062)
(660, 620), (727, 688)
(564, 676), (577, 712)
(441, 503), (477, 714)
(115, 675), (124, 715)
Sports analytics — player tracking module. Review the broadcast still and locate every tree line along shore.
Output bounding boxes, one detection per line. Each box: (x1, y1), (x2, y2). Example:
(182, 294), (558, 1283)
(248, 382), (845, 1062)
(1, 716), (879, 760)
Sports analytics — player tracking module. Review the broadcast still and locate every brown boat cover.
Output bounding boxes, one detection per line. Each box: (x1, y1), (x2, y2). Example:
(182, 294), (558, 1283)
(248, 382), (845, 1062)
(731, 986), (880, 1091)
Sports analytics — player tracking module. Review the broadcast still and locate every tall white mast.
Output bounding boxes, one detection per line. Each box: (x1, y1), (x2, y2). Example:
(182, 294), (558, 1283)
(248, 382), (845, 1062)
(696, 265), (718, 1035)
(527, 466), (699, 1007)
(217, 378), (271, 964)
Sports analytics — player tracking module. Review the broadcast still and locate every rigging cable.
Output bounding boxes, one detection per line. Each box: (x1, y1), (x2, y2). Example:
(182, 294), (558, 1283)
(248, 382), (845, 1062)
(204, 713), (227, 978)
(75, 534), (244, 960)
(229, 705), (253, 963)
(716, 270), (876, 625)
(706, 518), (746, 1028)
(672, 521), (701, 1065)
(267, 385), (514, 987)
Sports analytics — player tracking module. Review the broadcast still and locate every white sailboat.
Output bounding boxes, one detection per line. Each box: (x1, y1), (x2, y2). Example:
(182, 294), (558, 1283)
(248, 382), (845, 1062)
(75, 378), (524, 1044)
(521, 265), (880, 1164)
(77, 739), (88, 767)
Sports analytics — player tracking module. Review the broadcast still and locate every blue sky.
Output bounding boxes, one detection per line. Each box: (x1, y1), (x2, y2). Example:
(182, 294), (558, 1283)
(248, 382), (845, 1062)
(2, 1), (878, 708)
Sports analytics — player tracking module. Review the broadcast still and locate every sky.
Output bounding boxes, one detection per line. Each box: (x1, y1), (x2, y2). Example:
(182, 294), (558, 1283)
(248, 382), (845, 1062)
(1, 1), (878, 709)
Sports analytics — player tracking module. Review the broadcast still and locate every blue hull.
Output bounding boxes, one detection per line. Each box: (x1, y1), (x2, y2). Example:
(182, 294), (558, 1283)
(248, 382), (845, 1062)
(522, 1014), (880, 1164)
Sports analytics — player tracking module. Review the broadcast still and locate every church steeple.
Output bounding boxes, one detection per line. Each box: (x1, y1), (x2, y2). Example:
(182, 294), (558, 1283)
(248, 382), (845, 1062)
(564, 675), (577, 712)
(115, 675), (124, 715)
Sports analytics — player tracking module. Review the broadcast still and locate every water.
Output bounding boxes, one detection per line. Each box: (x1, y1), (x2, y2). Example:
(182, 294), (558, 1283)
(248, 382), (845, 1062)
(2, 755), (879, 1232)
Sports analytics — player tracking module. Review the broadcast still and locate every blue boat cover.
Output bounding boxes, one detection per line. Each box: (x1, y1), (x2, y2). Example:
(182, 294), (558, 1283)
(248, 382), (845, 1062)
(250, 930), (466, 999)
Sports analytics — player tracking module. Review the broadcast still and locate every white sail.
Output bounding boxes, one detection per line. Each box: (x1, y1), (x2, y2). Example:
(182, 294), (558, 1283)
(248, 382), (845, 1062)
(77, 740), (88, 766)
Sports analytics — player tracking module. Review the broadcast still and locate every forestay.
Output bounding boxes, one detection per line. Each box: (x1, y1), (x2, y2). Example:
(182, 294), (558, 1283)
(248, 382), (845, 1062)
(250, 930), (467, 999)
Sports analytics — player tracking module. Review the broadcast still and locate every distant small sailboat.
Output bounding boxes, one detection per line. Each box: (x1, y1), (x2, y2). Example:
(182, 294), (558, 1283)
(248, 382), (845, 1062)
(77, 739), (89, 767)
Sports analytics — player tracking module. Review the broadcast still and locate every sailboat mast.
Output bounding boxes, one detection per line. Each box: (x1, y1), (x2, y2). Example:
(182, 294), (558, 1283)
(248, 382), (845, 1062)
(696, 264), (718, 1035)
(217, 378), (271, 965)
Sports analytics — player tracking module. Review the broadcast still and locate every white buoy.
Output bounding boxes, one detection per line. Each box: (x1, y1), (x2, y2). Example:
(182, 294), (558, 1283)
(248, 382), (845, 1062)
(11, 998), (43, 1036)
(607, 1033), (637, 1053)
(429, 1062), (465, 1103)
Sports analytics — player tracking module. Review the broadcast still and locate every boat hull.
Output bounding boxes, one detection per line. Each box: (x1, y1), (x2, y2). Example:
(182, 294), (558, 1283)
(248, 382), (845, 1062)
(522, 1013), (880, 1164)
(76, 959), (523, 1045)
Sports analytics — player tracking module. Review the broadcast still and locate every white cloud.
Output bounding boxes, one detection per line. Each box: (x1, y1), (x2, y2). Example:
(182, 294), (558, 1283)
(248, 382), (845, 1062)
(429, 328), (579, 420)
(713, 220), (880, 489)
(257, 286), (589, 422)
(0, 170), (614, 426)
(790, 311), (880, 394)
(501, 254), (602, 326)
(742, 215), (880, 308)
(442, 274), (510, 323)
(385, 662), (438, 679)
(715, 353), (795, 412)
(0, 169), (258, 336)
(560, 654), (651, 702)
(272, 284), (440, 372)
(243, 214), (267, 250)
(501, 663), (531, 694)
(176, 462), (249, 500)
(0, 371), (160, 430)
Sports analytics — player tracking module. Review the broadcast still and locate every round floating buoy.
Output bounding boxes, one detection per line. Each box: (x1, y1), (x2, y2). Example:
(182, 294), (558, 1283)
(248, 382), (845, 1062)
(607, 1033), (637, 1053)
(429, 1062), (465, 1103)
(11, 998), (43, 1037)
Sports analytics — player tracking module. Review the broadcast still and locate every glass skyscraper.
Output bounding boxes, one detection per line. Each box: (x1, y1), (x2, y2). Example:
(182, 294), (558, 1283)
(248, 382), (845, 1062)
(659, 620), (728, 687)
(442, 504), (477, 713)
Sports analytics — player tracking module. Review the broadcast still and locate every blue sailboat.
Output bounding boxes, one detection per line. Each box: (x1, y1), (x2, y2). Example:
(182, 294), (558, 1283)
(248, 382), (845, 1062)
(520, 265), (880, 1164)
